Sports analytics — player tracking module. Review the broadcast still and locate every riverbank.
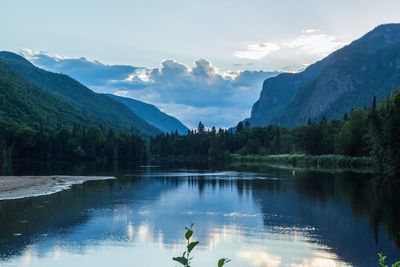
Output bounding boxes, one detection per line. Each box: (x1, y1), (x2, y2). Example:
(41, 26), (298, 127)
(0, 176), (116, 200)
(230, 154), (376, 171)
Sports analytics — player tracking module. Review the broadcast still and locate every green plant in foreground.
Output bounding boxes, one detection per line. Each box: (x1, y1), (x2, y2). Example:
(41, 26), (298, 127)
(378, 252), (400, 267)
(173, 224), (230, 267)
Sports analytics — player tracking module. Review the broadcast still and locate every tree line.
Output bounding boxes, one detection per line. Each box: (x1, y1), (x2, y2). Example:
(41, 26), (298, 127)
(150, 90), (400, 177)
(1, 90), (399, 177)
(0, 124), (147, 162)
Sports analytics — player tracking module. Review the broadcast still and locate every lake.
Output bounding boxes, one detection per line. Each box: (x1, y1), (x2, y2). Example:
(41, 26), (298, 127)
(0, 162), (399, 267)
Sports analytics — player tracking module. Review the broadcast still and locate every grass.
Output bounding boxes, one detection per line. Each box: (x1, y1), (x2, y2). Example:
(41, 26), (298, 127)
(230, 153), (376, 171)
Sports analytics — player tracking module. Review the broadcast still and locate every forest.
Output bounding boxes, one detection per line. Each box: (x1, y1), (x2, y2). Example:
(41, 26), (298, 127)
(0, 125), (147, 162)
(1, 90), (399, 177)
(150, 90), (400, 177)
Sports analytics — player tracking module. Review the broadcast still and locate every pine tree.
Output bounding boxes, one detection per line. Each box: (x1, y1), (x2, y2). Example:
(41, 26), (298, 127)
(197, 122), (205, 134)
(236, 122), (244, 132)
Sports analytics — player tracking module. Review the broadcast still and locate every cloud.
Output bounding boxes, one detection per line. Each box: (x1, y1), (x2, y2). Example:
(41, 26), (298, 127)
(22, 49), (279, 129)
(234, 30), (347, 61)
(234, 43), (281, 60)
(303, 29), (320, 34)
(283, 33), (346, 56)
(289, 251), (346, 267)
(21, 49), (139, 88)
(237, 249), (282, 267)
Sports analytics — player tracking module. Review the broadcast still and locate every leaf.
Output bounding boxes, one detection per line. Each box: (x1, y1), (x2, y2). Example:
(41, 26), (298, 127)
(218, 258), (231, 267)
(185, 229), (193, 241)
(187, 241), (199, 253)
(173, 256), (188, 266)
(378, 253), (388, 267)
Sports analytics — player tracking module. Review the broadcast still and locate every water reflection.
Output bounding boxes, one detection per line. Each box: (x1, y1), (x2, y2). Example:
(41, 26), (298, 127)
(0, 166), (399, 266)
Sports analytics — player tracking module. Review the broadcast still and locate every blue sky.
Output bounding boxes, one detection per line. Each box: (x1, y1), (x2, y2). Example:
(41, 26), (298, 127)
(2, 0), (400, 128)
(2, 0), (400, 69)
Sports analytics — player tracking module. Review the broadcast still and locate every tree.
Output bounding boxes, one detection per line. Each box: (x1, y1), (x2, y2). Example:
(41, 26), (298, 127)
(236, 122), (244, 132)
(197, 122), (205, 134)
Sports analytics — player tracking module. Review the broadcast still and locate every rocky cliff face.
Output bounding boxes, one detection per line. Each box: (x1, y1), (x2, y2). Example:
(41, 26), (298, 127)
(249, 24), (400, 127)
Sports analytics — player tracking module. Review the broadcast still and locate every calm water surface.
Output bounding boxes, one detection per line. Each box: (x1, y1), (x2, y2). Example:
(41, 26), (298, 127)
(0, 162), (399, 267)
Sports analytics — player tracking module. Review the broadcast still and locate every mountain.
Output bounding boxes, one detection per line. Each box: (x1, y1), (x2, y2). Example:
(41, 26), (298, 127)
(107, 94), (188, 134)
(0, 61), (93, 129)
(249, 24), (400, 127)
(0, 51), (160, 134)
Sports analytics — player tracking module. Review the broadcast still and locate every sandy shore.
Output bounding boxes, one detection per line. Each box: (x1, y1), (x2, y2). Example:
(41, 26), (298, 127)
(0, 176), (116, 200)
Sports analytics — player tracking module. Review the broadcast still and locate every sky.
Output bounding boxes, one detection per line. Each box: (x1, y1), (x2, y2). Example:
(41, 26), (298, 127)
(1, 0), (400, 128)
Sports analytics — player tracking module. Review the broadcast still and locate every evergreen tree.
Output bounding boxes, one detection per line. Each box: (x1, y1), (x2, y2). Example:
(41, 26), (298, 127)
(236, 122), (244, 132)
(197, 122), (205, 134)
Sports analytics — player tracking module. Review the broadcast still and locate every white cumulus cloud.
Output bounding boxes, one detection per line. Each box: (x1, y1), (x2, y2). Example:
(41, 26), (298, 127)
(21, 49), (279, 128)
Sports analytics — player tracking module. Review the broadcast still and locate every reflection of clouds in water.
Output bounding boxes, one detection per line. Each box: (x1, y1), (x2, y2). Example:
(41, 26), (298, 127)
(207, 224), (243, 250)
(127, 222), (134, 240)
(236, 248), (350, 267)
(289, 250), (351, 267)
(22, 247), (34, 266)
(137, 224), (149, 242)
(52, 246), (63, 261)
(237, 249), (282, 267)
(223, 212), (260, 218)
(112, 205), (130, 221)
(1, 170), (383, 267)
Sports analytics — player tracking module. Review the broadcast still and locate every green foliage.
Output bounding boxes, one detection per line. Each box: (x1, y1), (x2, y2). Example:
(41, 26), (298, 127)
(231, 154), (375, 170)
(108, 94), (188, 134)
(0, 62), (91, 130)
(292, 120), (337, 155)
(367, 90), (400, 176)
(173, 224), (198, 267)
(378, 252), (400, 267)
(334, 110), (368, 156)
(173, 224), (230, 267)
(217, 258), (231, 267)
(0, 52), (160, 134)
(0, 125), (147, 162)
(151, 91), (400, 177)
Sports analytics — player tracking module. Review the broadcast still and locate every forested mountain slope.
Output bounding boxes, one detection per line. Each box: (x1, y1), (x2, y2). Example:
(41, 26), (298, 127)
(0, 51), (160, 134)
(249, 24), (400, 127)
(108, 94), (188, 134)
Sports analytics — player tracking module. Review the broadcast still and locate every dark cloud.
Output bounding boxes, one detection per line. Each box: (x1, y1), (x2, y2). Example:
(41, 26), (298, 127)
(21, 50), (279, 128)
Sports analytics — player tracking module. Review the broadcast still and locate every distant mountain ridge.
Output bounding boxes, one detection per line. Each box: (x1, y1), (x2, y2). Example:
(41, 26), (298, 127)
(0, 51), (160, 134)
(0, 61), (91, 129)
(14, 51), (190, 133)
(107, 94), (189, 134)
(248, 24), (400, 127)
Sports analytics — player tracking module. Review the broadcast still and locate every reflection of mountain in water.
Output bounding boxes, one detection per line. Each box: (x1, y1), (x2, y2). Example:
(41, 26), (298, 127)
(248, 171), (400, 266)
(0, 168), (399, 266)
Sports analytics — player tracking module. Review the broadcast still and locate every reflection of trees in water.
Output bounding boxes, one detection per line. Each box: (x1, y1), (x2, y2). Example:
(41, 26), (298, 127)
(163, 169), (400, 266)
(246, 169), (400, 266)
(0, 160), (141, 176)
(0, 175), (175, 259)
(0, 166), (399, 266)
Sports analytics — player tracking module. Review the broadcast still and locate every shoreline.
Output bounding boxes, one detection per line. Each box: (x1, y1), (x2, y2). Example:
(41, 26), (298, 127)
(0, 176), (116, 201)
(230, 154), (377, 172)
